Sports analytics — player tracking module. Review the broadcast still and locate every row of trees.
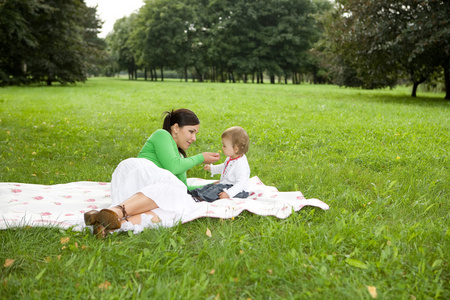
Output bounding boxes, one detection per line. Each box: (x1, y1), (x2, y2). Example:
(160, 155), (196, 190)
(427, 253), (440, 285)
(1, 0), (448, 98)
(0, 0), (104, 85)
(107, 0), (332, 83)
(322, 0), (450, 99)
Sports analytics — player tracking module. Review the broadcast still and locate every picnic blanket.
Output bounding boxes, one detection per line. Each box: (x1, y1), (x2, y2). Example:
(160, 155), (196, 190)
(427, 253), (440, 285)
(0, 176), (329, 233)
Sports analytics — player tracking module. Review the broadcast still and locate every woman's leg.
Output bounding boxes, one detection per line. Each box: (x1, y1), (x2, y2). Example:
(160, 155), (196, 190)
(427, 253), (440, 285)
(110, 192), (159, 219)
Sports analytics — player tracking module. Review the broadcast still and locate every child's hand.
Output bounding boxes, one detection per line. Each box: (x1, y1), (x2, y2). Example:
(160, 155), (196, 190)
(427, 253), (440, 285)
(219, 191), (230, 199)
(204, 164), (211, 171)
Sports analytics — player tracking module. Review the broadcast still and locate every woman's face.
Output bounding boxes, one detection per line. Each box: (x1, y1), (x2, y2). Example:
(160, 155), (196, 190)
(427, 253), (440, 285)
(172, 123), (200, 150)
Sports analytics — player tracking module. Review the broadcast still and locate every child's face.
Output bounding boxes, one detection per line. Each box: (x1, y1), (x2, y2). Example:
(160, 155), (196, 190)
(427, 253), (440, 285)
(222, 137), (239, 158)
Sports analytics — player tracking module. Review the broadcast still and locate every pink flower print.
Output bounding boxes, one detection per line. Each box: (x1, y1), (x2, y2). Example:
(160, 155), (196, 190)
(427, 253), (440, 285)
(34, 196), (44, 200)
(253, 197), (257, 200)
(206, 210), (214, 214)
(86, 199), (95, 202)
(296, 196), (305, 200)
(14, 184), (21, 186)
(54, 202), (61, 205)
(10, 199), (19, 202)
(87, 205), (97, 209)
(63, 195), (72, 199)
(41, 212), (52, 216)
(250, 192), (255, 196)
(256, 182), (262, 185)
(11, 189), (22, 193)
(104, 194), (110, 197)
(21, 202), (29, 205)
(258, 193), (263, 197)
(80, 210), (85, 214)
(65, 213), (74, 216)
(98, 182), (107, 185)
(270, 194), (278, 198)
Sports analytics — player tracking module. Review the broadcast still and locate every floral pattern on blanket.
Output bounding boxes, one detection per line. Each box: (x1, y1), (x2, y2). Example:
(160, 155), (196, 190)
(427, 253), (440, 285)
(0, 177), (329, 231)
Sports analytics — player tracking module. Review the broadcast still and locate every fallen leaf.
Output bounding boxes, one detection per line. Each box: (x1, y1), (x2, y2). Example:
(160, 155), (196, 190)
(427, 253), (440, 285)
(81, 245), (88, 250)
(60, 237), (70, 244)
(206, 228), (212, 237)
(267, 269), (273, 274)
(367, 286), (377, 298)
(98, 281), (111, 290)
(135, 272), (140, 279)
(345, 258), (368, 269)
(61, 246), (67, 250)
(209, 269), (216, 275)
(57, 255), (61, 261)
(4, 259), (15, 268)
(74, 242), (78, 248)
(239, 250), (244, 254)
(44, 257), (51, 263)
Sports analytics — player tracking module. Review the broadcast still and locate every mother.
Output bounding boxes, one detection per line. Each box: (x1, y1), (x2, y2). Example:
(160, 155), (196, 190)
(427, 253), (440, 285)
(84, 109), (220, 237)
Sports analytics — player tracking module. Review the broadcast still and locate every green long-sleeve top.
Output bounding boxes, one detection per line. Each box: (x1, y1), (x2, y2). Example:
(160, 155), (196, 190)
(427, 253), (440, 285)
(137, 129), (204, 190)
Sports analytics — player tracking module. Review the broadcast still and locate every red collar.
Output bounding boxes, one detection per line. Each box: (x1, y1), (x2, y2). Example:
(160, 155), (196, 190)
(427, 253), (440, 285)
(223, 156), (242, 174)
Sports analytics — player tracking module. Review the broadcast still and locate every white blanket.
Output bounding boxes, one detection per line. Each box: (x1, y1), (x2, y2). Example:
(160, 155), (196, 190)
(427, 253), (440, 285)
(0, 176), (329, 233)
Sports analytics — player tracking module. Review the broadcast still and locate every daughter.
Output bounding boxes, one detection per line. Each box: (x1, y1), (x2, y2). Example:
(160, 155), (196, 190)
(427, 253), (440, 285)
(190, 126), (250, 202)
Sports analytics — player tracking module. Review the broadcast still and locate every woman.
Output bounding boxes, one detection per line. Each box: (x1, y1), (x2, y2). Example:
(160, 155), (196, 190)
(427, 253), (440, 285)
(84, 109), (220, 237)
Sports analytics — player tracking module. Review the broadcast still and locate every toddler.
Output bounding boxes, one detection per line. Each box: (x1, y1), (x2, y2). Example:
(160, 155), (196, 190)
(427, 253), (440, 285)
(190, 126), (250, 202)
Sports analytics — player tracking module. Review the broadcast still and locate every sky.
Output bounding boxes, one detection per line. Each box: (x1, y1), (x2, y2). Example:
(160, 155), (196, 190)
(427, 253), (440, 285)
(85, 0), (145, 38)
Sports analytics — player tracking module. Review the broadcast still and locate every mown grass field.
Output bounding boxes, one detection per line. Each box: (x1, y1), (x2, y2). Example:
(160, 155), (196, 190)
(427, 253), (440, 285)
(0, 78), (448, 299)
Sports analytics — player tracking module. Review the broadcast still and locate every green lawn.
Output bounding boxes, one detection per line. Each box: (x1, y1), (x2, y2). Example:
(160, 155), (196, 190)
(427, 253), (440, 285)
(1, 78), (448, 299)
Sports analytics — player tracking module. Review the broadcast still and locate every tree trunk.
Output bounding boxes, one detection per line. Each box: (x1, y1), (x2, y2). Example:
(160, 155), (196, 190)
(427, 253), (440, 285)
(184, 66), (188, 82)
(270, 75), (275, 84)
(46, 78), (52, 86)
(411, 82), (419, 97)
(444, 63), (450, 100)
(411, 77), (426, 97)
(260, 72), (264, 84)
(153, 68), (157, 81)
(160, 68), (164, 81)
(144, 68), (147, 81)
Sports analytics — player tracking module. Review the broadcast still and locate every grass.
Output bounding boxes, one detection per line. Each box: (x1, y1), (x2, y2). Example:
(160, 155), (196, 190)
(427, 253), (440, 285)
(0, 78), (449, 299)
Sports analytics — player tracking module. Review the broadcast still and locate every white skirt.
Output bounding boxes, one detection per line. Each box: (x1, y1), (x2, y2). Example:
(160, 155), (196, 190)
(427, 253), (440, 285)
(110, 158), (196, 216)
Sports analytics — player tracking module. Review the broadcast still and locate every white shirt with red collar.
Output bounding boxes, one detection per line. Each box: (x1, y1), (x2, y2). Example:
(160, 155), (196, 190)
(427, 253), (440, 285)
(209, 154), (250, 198)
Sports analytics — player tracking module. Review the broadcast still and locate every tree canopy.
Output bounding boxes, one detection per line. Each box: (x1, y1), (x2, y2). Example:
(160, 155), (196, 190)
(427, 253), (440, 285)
(323, 0), (450, 99)
(0, 0), (103, 86)
(106, 0), (332, 83)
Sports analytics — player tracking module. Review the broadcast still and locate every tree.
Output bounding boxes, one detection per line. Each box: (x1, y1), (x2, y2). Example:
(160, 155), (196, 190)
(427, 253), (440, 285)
(0, 0), (46, 84)
(324, 0), (450, 98)
(0, 0), (104, 86)
(108, 15), (138, 79)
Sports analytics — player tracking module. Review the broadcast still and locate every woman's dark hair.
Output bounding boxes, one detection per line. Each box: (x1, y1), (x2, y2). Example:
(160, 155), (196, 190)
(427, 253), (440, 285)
(162, 108), (200, 157)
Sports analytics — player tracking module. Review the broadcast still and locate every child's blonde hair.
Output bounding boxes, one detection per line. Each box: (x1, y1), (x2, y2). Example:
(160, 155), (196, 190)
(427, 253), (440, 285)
(221, 126), (249, 155)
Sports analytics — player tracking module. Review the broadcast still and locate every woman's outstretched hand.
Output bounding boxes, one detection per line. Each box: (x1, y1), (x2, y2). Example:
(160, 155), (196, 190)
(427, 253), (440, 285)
(202, 152), (220, 164)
